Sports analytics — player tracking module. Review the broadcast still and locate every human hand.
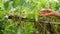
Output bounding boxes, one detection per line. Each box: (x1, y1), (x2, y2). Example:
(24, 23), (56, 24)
(39, 9), (55, 16)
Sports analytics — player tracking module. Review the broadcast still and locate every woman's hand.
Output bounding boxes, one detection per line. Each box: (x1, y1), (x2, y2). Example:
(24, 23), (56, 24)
(39, 9), (55, 16)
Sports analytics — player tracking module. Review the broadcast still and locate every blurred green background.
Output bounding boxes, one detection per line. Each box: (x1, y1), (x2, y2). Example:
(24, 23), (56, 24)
(0, 0), (60, 34)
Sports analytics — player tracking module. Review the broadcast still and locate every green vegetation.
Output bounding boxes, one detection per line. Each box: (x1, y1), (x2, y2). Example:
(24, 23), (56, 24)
(0, 0), (60, 34)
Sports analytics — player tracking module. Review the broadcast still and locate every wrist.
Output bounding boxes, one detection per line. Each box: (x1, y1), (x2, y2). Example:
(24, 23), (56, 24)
(52, 12), (60, 18)
(52, 12), (58, 16)
(54, 12), (60, 16)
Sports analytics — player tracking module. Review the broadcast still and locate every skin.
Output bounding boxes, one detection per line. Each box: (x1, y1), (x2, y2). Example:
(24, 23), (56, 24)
(39, 9), (60, 18)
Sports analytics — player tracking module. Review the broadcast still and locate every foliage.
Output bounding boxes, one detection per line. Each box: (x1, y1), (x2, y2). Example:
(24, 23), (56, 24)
(0, 0), (60, 34)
